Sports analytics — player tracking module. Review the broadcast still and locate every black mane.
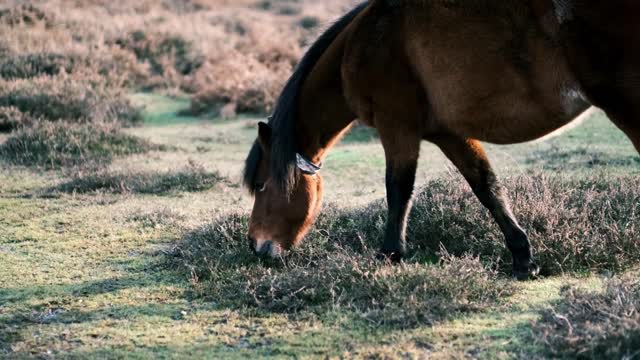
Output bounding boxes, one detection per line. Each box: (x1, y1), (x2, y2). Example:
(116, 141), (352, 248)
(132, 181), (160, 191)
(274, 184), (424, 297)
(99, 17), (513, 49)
(243, 2), (368, 195)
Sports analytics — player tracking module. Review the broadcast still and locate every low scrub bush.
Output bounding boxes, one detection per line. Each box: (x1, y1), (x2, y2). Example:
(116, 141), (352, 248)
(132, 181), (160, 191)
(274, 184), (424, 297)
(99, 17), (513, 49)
(533, 273), (640, 358)
(54, 162), (225, 194)
(178, 174), (640, 314)
(0, 106), (35, 132)
(0, 75), (142, 128)
(0, 121), (154, 168)
(110, 30), (204, 89)
(0, 4), (54, 28)
(406, 175), (640, 275)
(186, 46), (294, 116)
(0, 0), (360, 117)
(299, 174), (639, 276)
(179, 211), (511, 327)
(0, 53), (77, 79)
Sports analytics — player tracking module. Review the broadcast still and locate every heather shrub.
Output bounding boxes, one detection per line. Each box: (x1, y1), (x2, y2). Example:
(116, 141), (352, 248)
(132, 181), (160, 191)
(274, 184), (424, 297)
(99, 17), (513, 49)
(405, 175), (640, 275)
(180, 174), (640, 289)
(0, 121), (154, 168)
(186, 50), (292, 116)
(53, 161), (225, 194)
(324, 174), (639, 276)
(533, 273), (640, 359)
(175, 174), (640, 328)
(0, 0), (357, 116)
(299, 15), (320, 29)
(0, 53), (77, 79)
(0, 0), (363, 117)
(0, 106), (35, 132)
(110, 30), (204, 90)
(0, 75), (142, 128)
(0, 4), (54, 28)
(179, 212), (512, 327)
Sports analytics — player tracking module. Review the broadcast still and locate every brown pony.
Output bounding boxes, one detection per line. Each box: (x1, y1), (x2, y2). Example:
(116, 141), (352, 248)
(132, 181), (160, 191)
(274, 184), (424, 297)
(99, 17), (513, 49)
(243, 0), (640, 279)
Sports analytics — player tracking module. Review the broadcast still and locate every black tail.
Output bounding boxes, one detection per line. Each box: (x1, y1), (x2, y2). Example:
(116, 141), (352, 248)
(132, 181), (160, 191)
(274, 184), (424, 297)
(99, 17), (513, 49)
(244, 2), (369, 195)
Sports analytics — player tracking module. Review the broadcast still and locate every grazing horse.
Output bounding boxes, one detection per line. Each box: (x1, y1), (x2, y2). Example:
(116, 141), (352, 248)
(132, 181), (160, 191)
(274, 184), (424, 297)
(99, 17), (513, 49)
(243, 0), (640, 279)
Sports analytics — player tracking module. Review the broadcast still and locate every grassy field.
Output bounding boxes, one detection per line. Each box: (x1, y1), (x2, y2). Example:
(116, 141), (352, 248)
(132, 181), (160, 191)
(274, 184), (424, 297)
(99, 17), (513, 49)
(1, 94), (639, 359)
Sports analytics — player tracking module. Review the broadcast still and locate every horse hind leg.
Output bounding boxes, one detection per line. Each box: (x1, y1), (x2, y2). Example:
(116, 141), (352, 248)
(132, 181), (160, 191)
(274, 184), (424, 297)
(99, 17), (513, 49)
(431, 136), (540, 280)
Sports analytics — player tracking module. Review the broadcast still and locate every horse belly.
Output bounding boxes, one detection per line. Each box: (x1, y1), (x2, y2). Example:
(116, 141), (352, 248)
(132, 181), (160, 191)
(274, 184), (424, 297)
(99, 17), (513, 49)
(452, 89), (590, 144)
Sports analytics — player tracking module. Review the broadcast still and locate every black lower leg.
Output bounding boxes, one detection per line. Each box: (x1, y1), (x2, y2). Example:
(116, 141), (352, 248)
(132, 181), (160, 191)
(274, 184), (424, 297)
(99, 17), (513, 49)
(433, 137), (539, 279)
(380, 160), (418, 261)
(469, 172), (537, 278)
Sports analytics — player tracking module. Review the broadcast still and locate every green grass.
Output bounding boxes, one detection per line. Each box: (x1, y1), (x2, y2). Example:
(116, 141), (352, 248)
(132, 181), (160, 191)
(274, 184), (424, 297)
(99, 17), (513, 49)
(130, 93), (204, 126)
(0, 95), (639, 358)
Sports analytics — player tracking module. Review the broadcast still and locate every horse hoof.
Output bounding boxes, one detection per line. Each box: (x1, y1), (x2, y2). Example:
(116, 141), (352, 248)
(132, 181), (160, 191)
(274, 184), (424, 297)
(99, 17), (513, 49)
(376, 250), (404, 263)
(512, 263), (540, 281)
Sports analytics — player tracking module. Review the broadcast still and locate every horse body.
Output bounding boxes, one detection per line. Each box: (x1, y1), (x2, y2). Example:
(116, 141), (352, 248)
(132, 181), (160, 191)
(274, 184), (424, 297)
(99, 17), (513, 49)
(244, 0), (640, 279)
(343, 0), (591, 144)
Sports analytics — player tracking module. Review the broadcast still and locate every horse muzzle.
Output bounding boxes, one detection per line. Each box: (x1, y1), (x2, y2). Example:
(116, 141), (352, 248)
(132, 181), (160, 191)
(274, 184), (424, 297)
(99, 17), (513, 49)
(249, 237), (283, 258)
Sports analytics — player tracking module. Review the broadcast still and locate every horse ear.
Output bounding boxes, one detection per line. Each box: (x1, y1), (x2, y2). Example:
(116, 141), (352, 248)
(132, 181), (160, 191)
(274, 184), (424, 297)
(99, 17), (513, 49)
(258, 122), (272, 149)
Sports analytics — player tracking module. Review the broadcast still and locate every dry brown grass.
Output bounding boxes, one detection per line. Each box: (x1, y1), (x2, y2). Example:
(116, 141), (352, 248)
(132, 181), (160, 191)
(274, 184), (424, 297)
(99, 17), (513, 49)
(533, 273), (640, 359)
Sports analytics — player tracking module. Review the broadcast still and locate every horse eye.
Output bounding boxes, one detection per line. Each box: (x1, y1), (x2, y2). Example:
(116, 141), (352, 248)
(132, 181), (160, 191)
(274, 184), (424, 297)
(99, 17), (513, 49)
(255, 183), (266, 193)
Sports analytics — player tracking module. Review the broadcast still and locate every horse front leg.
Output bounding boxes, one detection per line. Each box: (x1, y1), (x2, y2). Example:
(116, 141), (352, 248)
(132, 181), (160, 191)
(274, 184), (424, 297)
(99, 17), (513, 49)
(431, 135), (540, 280)
(377, 129), (421, 262)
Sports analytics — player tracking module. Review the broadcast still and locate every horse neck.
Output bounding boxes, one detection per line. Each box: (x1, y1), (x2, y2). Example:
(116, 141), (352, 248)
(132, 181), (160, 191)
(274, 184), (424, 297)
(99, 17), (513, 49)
(294, 30), (356, 165)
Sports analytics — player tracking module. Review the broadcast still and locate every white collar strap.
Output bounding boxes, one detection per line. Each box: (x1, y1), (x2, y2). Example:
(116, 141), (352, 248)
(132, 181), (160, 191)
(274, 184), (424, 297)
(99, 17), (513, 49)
(296, 153), (322, 175)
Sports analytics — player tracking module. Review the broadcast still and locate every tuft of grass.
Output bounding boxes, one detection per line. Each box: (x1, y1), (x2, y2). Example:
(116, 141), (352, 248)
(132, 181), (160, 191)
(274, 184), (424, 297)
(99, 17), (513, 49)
(53, 162), (225, 194)
(533, 273), (640, 359)
(0, 121), (155, 168)
(127, 207), (188, 229)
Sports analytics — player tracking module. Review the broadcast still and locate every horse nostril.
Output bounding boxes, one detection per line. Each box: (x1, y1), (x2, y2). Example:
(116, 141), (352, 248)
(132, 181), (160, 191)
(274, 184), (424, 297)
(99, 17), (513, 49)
(261, 241), (272, 256)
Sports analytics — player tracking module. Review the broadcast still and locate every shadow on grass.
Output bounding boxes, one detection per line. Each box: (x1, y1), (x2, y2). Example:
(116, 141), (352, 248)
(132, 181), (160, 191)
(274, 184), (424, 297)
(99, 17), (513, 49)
(0, 249), (189, 355)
